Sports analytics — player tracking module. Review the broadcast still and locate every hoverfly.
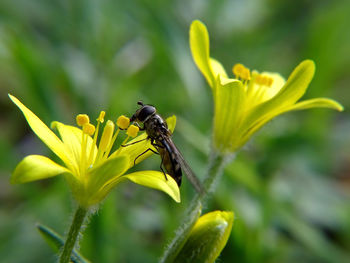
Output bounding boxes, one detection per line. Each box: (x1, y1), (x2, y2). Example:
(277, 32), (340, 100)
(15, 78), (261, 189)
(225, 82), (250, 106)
(128, 101), (204, 194)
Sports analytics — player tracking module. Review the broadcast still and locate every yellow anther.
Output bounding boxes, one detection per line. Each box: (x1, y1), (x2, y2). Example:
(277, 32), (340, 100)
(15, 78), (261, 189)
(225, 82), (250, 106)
(117, 115), (130, 130)
(126, 125), (139, 138)
(97, 111), (105, 123)
(76, 114), (90, 127)
(255, 74), (273, 86)
(232, 63), (245, 77)
(255, 74), (264, 85)
(267, 77), (274, 87)
(241, 68), (251, 80)
(83, 123), (95, 136)
(99, 120), (115, 152)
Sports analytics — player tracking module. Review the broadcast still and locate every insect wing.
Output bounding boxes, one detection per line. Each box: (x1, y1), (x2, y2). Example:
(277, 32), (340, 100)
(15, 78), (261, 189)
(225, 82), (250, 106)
(164, 137), (204, 194)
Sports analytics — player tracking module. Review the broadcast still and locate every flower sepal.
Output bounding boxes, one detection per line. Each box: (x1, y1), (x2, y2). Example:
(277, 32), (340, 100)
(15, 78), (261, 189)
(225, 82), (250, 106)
(173, 210), (234, 263)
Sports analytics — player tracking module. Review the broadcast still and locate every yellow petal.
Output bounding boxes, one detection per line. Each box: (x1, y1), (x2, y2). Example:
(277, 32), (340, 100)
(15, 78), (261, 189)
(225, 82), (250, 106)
(282, 97), (344, 112)
(240, 97), (344, 148)
(113, 132), (154, 168)
(241, 60), (316, 135)
(87, 155), (129, 193)
(166, 115), (177, 133)
(9, 95), (72, 167)
(213, 76), (245, 153)
(190, 20), (215, 88)
(11, 155), (70, 184)
(210, 58), (228, 79)
(51, 121), (97, 169)
(268, 60), (315, 108)
(123, 171), (181, 203)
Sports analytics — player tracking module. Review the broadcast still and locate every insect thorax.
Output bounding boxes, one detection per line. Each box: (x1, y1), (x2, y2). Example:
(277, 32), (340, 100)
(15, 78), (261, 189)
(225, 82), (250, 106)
(144, 114), (168, 139)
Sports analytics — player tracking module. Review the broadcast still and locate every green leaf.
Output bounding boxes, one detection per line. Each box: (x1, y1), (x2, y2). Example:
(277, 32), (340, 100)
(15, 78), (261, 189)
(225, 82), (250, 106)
(36, 223), (90, 263)
(174, 211), (234, 263)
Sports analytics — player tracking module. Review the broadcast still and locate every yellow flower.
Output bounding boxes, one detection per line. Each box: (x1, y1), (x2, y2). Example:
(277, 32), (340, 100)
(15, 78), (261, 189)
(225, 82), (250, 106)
(190, 20), (344, 154)
(9, 95), (180, 207)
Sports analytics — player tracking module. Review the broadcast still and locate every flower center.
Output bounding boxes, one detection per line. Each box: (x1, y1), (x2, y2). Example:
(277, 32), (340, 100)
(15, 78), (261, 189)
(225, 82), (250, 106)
(232, 63), (277, 106)
(75, 112), (139, 175)
(232, 63), (274, 87)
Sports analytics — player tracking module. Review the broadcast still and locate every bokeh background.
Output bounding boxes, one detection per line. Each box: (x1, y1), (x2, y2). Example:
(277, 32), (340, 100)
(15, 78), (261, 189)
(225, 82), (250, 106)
(1, 0), (350, 262)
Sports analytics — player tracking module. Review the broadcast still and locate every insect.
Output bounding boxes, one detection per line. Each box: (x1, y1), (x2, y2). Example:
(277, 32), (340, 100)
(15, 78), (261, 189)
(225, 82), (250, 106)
(128, 101), (204, 194)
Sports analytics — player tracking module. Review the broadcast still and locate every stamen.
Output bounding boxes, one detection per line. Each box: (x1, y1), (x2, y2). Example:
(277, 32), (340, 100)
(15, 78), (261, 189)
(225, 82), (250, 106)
(104, 129), (120, 159)
(232, 63), (245, 78)
(255, 74), (264, 85)
(76, 114), (90, 127)
(97, 111), (105, 123)
(80, 123), (94, 176)
(117, 115), (130, 130)
(83, 123), (95, 136)
(267, 77), (274, 87)
(127, 125), (139, 138)
(87, 113), (104, 166)
(114, 125), (139, 156)
(241, 67), (251, 81)
(99, 120), (115, 153)
(255, 74), (273, 87)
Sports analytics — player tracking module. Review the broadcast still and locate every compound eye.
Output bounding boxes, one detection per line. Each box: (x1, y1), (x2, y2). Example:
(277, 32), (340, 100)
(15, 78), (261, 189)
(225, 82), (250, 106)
(138, 106), (156, 121)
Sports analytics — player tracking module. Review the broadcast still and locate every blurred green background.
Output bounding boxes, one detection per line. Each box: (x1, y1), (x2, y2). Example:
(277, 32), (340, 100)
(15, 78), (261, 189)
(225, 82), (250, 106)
(1, 0), (350, 262)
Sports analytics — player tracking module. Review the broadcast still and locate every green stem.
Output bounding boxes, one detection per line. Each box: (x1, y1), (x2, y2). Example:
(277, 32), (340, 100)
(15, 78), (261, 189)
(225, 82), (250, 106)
(201, 152), (231, 198)
(59, 206), (88, 263)
(160, 152), (231, 263)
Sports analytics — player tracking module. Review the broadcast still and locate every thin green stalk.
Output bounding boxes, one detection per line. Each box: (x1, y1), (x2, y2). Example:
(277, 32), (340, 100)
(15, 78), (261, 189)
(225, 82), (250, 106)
(201, 152), (232, 198)
(59, 206), (88, 263)
(160, 152), (232, 263)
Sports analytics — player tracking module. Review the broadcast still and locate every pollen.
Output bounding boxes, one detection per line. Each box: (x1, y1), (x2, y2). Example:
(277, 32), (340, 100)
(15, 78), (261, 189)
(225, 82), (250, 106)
(233, 63), (251, 80)
(127, 124), (139, 138)
(99, 120), (115, 152)
(267, 77), (274, 87)
(255, 74), (273, 87)
(241, 68), (251, 80)
(97, 111), (106, 123)
(83, 123), (95, 136)
(76, 114), (90, 126)
(232, 63), (245, 77)
(117, 115), (130, 130)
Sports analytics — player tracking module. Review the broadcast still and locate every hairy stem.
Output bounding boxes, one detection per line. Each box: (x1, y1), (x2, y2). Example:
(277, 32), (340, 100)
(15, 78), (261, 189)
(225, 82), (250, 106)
(160, 152), (232, 262)
(59, 206), (88, 263)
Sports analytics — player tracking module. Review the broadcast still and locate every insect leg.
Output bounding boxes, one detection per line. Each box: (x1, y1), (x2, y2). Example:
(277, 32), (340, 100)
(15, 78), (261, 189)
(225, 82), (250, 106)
(150, 140), (164, 149)
(121, 137), (148, 147)
(159, 151), (168, 181)
(150, 140), (168, 181)
(133, 148), (159, 166)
